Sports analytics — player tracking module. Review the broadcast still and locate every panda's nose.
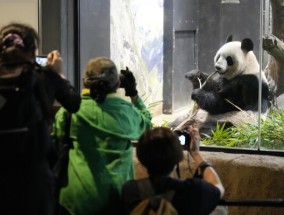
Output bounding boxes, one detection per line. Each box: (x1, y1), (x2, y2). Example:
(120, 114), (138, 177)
(215, 66), (221, 71)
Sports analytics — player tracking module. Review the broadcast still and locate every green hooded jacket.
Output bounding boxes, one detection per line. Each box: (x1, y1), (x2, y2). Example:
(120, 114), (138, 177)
(51, 90), (152, 215)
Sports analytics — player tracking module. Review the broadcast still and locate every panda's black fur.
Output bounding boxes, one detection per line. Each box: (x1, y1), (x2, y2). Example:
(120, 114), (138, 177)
(188, 70), (269, 115)
(172, 37), (269, 135)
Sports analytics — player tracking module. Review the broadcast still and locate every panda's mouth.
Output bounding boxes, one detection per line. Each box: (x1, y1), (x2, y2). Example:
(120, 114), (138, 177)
(217, 70), (226, 74)
(215, 67), (226, 75)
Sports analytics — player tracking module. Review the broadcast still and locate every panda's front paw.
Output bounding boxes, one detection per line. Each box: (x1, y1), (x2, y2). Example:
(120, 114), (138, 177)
(192, 89), (208, 110)
(185, 69), (202, 80)
(191, 89), (203, 102)
(185, 70), (208, 89)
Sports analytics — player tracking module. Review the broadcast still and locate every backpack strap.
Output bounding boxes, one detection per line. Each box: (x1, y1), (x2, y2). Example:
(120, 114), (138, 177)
(176, 163), (181, 178)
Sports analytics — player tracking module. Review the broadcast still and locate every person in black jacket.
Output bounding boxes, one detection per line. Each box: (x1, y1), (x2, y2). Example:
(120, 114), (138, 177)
(44, 49), (80, 114)
(0, 22), (80, 215)
(122, 126), (225, 215)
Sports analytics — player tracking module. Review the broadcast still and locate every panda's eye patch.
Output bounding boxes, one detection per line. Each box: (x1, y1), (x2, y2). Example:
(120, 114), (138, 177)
(216, 55), (220, 61)
(226, 56), (234, 66)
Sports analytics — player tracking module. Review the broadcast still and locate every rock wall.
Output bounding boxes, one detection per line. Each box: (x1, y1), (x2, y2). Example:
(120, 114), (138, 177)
(134, 151), (284, 215)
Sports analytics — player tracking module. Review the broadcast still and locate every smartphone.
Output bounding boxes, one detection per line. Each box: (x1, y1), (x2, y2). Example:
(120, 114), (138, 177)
(179, 134), (187, 146)
(175, 130), (190, 150)
(36, 55), (48, 67)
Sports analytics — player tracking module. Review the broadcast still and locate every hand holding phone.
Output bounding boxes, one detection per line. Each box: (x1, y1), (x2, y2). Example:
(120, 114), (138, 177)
(187, 126), (200, 154)
(36, 55), (48, 67)
(47, 50), (64, 78)
(175, 130), (190, 150)
(119, 67), (138, 97)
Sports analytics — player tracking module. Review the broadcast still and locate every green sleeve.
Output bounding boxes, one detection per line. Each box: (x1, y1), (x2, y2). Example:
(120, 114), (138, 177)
(50, 107), (69, 146)
(133, 96), (152, 128)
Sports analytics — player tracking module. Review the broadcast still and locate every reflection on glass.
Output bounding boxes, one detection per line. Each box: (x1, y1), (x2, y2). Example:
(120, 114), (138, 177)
(111, 0), (163, 106)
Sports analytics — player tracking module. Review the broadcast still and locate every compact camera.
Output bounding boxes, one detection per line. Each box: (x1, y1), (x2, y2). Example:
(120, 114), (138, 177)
(174, 130), (191, 150)
(36, 55), (48, 67)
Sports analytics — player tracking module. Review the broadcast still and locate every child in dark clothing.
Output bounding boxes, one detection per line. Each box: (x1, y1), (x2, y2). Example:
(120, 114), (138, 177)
(122, 126), (225, 215)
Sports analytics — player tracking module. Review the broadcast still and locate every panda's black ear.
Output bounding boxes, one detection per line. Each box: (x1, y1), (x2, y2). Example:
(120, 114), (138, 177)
(225, 35), (233, 43)
(241, 38), (254, 51)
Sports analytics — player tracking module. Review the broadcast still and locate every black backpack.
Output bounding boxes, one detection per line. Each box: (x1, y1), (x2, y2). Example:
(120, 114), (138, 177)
(0, 63), (51, 164)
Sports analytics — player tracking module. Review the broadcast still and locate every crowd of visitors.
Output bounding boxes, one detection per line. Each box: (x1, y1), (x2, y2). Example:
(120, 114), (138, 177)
(0, 21), (224, 215)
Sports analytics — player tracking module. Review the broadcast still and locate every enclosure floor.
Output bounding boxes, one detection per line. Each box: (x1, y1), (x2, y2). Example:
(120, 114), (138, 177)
(152, 108), (189, 127)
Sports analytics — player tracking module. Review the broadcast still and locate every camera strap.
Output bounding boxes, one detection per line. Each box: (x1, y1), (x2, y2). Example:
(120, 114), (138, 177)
(175, 152), (194, 179)
(176, 163), (181, 178)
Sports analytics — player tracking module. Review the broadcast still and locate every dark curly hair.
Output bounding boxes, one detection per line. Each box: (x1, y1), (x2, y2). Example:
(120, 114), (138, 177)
(136, 127), (184, 177)
(0, 22), (39, 65)
(84, 57), (119, 103)
(90, 80), (113, 103)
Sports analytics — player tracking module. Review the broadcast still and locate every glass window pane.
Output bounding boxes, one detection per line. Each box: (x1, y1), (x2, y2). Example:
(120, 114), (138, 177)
(110, 0), (284, 152)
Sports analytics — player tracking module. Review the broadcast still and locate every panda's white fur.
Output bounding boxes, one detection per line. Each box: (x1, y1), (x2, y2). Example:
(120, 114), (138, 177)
(172, 37), (269, 135)
(214, 41), (268, 82)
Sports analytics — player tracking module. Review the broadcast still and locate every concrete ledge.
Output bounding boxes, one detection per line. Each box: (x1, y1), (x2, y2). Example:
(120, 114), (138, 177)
(134, 151), (284, 215)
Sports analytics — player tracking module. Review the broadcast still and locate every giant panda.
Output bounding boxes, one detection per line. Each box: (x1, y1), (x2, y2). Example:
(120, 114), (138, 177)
(173, 37), (269, 135)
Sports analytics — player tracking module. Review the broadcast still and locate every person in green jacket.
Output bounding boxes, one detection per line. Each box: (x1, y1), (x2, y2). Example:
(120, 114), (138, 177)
(51, 57), (152, 215)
